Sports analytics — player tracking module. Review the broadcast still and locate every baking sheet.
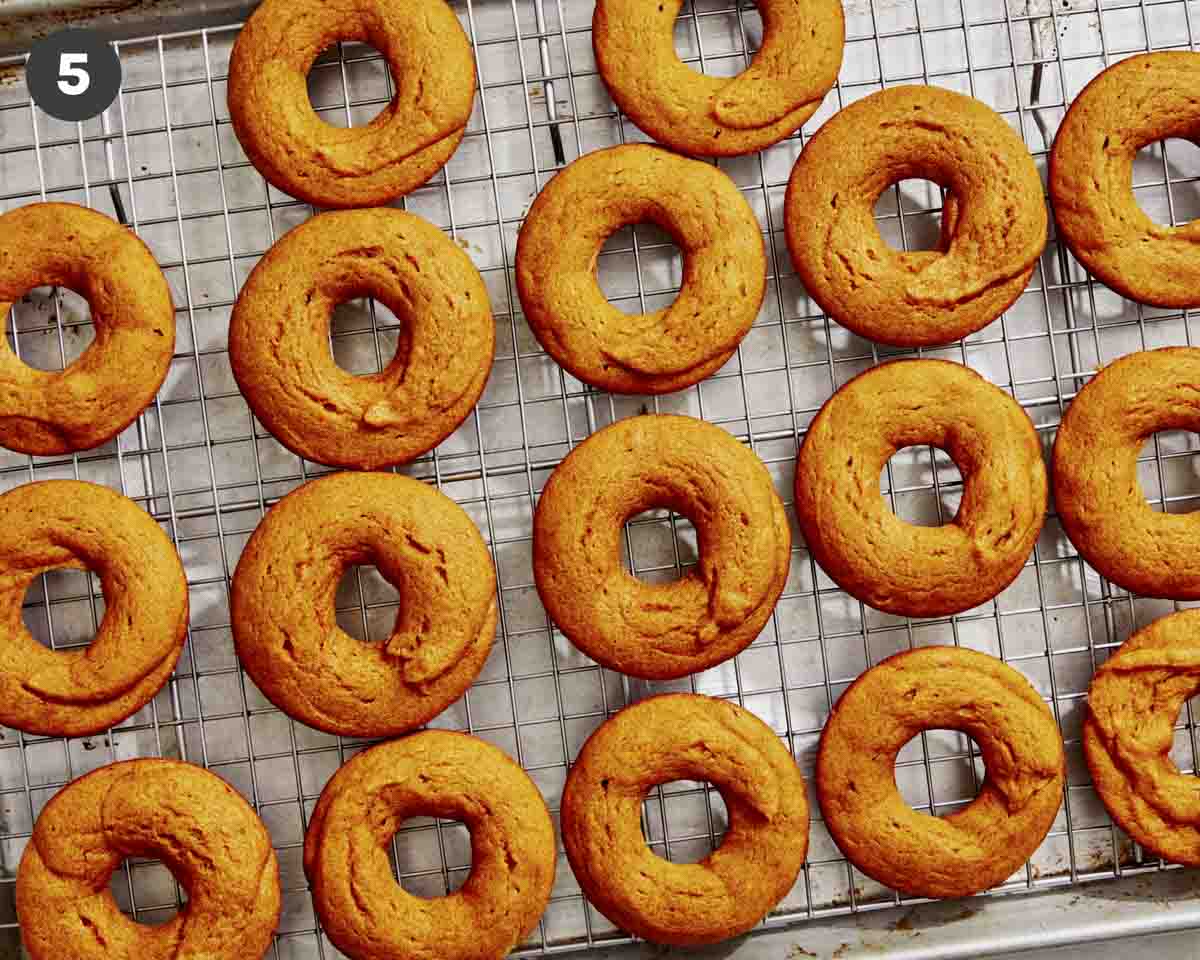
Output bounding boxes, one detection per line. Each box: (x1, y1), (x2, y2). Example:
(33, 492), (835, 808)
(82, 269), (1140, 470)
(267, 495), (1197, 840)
(0, 0), (1197, 956)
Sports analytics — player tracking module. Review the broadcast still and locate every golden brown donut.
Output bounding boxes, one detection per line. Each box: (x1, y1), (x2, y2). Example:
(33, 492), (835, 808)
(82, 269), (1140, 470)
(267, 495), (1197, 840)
(561, 693), (808, 945)
(795, 360), (1047, 617)
(533, 414), (790, 679)
(515, 144), (766, 395)
(0, 202), (174, 454)
(817, 646), (1065, 899)
(1084, 610), (1200, 865)
(16, 759), (281, 960)
(1050, 52), (1200, 307)
(785, 85), (1047, 346)
(304, 731), (555, 960)
(228, 0), (475, 208)
(229, 208), (494, 470)
(0, 480), (188, 737)
(1052, 347), (1200, 599)
(231, 471), (496, 737)
(592, 0), (843, 157)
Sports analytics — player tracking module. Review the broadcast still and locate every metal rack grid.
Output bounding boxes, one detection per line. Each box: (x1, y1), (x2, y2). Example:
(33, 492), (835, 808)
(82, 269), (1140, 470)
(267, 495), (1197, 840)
(0, 0), (1196, 956)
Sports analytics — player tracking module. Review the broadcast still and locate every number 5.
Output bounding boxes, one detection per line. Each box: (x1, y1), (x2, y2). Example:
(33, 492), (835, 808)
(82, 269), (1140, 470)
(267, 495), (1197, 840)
(57, 52), (90, 96)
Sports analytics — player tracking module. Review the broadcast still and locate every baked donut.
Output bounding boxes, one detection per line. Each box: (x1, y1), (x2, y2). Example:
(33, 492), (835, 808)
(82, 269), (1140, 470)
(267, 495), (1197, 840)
(515, 144), (766, 395)
(1050, 52), (1200, 307)
(228, 0), (475, 208)
(1053, 347), (1200, 598)
(561, 693), (808, 945)
(1084, 610), (1200, 865)
(795, 360), (1046, 617)
(592, 0), (843, 157)
(231, 471), (496, 737)
(16, 759), (280, 960)
(305, 731), (555, 960)
(533, 414), (790, 679)
(0, 202), (174, 454)
(785, 85), (1047, 346)
(229, 208), (494, 470)
(817, 646), (1064, 899)
(0, 480), (188, 737)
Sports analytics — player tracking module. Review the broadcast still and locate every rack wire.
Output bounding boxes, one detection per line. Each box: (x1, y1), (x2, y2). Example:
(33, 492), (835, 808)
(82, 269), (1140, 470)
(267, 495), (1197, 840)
(0, 0), (1197, 956)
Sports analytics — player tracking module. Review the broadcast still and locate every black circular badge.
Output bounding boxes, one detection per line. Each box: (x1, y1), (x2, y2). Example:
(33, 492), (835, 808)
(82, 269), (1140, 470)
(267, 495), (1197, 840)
(27, 29), (122, 122)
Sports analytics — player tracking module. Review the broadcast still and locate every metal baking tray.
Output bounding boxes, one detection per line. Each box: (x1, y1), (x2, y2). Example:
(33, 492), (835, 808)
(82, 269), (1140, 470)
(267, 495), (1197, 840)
(0, 0), (1197, 957)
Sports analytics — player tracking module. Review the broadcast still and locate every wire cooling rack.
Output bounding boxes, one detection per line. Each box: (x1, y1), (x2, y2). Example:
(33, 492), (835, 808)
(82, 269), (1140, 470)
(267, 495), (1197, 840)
(0, 0), (1197, 957)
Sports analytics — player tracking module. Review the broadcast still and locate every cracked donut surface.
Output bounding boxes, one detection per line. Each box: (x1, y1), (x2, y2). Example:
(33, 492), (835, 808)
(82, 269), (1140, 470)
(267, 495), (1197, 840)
(229, 208), (494, 470)
(231, 471), (497, 737)
(532, 414), (790, 680)
(785, 85), (1047, 346)
(0, 203), (174, 455)
(516, 144), (766, 395)
(795, 359), (1047, 618)
(1050, 52), (1200, 308)
(561, 693), (809, 945)
(304, 730), (555, 960)
(228, 0), (475, 207)
(1084, 610), (1200, 865)
(0, 480), (187, 736)
(16, 758), (281, 960)
(817, 646), (1065, 899)
(1052, 347), (1200, 599)
(592, 0), (843, 156)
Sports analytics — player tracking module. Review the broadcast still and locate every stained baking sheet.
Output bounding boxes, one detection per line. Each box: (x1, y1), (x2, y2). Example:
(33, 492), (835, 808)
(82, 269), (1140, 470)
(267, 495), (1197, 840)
(0, 0), (1197, 957)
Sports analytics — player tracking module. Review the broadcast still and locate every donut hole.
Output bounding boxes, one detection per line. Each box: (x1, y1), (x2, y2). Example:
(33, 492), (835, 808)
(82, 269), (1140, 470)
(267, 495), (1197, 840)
(388, 816), (472, 898)
(1166, 693), (1200, 774)
(306, 41), (389, 127)
(880, 446), (964, 527)
(874, 180), (952, 252)
(21, 567), (102, 651)
(1133, 139), (1200, 226)
(4, 285), (95, 372)
(329, 296), (407, 376)
(641, 779), (728, 864)
(674, 7), (765, 77)
(621, 508), (698, 584)
(596, 224), (684, 315)
(108, 856), (185, 926)
(895, 729), (983, 817)
(1136, 430), (1200, 514)
(334, 563), (402, 643)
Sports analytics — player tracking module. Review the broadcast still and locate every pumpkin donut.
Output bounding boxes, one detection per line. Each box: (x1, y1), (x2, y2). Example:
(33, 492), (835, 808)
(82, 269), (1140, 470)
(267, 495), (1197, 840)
(231, 471), (497, 737)
(1084, 610), (1200, 865)
(561, 693), (809, 944)
(817, 646), (1065, 898)
(229, 208), (494, 470)
(533, 414), (790, 679)
(0, 203), (174, 455)
(1050, 52), (1200, 307)
(592, 0), (844, 156)
(0, 480), (188, 737)
(228, 0), (476, 207)
(516, 144), (766, 395)
(795, 359), (1047, 618)
(16, 759), (280, 960)
(305, 731), (555, 960)
(785, 85), (1047, 346)
(1052, 347), (1200, 599)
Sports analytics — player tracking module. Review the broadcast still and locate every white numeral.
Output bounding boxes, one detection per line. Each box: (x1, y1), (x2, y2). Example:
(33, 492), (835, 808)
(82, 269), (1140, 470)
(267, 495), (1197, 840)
(57, 52), (90, 96)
